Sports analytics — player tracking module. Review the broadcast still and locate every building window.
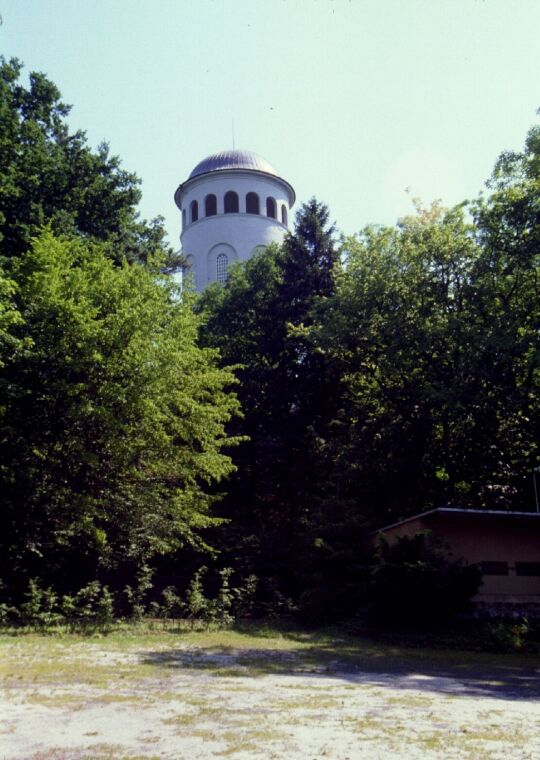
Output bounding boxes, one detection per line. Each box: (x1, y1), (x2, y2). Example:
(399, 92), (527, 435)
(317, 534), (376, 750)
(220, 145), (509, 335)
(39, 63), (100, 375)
(205, 194), (217, 216)
(190, 200), (198, 223)
(182, 209), (186, 229)
(480, 561), (509, 576)
(224, 191), (239, 213)
(515, 562), (540, 576)
(266, 197), (276, 219)
(216, 253), (228, 284)
(281, 204), (288, 225)
(246, 192), (260, 214)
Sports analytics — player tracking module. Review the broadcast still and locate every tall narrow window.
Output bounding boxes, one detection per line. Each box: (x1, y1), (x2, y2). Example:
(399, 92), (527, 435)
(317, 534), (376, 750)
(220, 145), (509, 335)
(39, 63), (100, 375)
(182, 209), (186, 229)
(246, 192), (260, 214)
(205, 194), (217, 216)
(216, 253), (228, 283)
(266, 197), (276, 218)
(190, 200), (198, 223)
(224, 191), (239, 213)
(281, 204), (288, 225)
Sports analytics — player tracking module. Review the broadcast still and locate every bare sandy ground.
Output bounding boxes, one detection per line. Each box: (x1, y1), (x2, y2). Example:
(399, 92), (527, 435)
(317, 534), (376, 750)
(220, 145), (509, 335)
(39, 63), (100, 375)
(2, 637), (540, 759)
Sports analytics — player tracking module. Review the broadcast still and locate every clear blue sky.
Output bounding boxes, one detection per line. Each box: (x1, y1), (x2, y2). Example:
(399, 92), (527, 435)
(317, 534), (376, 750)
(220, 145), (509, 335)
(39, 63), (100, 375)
(2, 0), (539, 247)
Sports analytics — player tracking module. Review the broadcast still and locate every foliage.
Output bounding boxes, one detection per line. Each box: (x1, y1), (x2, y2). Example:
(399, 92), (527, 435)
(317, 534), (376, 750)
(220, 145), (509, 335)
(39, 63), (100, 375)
(368, 533), (481, 626)
(123, 564), (155, 620)
(1, 52), (538, 633)
(14, 578), (114, 628)
(198, 199), (341, 606)
(484, 618), (532, 653)
(199, 129), (540, 617)
(20, 579), (61, 627)
(314, 184), (539, 523)
(0, 231), (240, 602)
(61, 581), (115, 626)
(184, 566), (235, 626)
(0, 57), (171, 263)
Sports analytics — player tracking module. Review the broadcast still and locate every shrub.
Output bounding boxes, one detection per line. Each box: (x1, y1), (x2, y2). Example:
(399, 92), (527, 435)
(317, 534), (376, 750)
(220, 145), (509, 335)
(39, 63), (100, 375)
(368, 532), (481, 627)
(20, 580), (61, 627)
(158, 586), (184, 619)
(232, 574), (258, 618)
(484, 618), (531, 652)
(123, 564), (154, 620)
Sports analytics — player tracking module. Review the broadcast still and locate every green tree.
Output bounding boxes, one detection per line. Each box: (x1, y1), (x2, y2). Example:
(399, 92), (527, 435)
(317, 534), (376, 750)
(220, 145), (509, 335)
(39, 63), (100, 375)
(198, 200), (340, 602)
(0, 231), (240, 601)
(469, 117), (540, 504)
(315, 174), (539, 524)
(314, 204), (483, 522)
(0, 57), (170, 262)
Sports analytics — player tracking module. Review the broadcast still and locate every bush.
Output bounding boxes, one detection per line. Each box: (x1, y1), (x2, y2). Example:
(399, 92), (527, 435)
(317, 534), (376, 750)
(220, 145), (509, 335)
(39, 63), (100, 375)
(123, 564), (154, 620)
(8, 579), (115, 628)
(20, 580), (61, 627)
(484, 618), (532, 652)
(368, 532), (481, 627)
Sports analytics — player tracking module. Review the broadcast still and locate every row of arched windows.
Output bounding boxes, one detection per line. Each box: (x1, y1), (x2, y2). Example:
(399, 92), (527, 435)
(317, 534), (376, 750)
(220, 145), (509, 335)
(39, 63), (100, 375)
(185, 192), (287, 226)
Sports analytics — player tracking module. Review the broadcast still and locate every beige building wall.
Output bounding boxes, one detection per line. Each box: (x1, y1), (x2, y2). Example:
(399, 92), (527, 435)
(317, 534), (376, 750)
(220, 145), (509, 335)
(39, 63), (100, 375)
(374, 511), (540, 604)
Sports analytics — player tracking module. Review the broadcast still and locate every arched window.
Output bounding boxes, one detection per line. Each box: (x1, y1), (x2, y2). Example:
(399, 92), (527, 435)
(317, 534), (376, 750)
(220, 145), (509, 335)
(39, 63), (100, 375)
(216, 253), (228, 284)
(281, 204), (288, 225)
(205, 194), (217, 216)
(224, 191), (239, 213)
(246, 192), (260, 214)
(190, 200), (198, 223)
(266, 197), (276, 219)
(182, 209), (186, 229)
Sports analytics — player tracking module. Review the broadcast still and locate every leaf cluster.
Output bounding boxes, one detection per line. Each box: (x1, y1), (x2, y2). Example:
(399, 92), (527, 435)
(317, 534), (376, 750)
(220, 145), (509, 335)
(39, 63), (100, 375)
(0, 57), (171, 263)
(0, 232), (240, 599)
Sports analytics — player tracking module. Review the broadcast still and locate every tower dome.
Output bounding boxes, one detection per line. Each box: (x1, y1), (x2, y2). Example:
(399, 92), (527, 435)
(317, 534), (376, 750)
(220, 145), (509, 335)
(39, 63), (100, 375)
(175, 149), (295, 291)
(188, 149), (280, 180)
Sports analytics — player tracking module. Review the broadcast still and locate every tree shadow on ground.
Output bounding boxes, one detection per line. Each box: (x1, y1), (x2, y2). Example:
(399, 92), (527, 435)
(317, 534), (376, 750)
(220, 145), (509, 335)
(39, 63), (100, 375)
(140, 637), (540, 701)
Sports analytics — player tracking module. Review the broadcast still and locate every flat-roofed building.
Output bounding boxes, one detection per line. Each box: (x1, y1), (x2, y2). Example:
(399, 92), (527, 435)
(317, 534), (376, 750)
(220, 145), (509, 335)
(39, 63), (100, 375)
(373, 508), (540, 612)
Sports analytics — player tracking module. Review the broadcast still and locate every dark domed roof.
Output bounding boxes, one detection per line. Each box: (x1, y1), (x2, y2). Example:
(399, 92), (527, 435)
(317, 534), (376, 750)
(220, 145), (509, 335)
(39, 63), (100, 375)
(189, 149), (279, 180)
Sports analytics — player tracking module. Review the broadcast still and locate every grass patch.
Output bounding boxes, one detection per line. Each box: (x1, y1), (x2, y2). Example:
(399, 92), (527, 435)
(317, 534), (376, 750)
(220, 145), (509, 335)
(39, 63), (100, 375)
(215, 727), (285, 756)
(2, 620), (540, 700)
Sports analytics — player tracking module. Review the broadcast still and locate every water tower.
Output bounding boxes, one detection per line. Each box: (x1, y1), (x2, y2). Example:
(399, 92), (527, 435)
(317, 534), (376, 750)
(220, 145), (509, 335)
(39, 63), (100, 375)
(174, 149), (295, 290)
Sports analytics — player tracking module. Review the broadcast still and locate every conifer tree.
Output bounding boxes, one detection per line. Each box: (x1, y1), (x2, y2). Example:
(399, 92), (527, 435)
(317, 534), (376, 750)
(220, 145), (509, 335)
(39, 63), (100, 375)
(198, 200), (340, 601)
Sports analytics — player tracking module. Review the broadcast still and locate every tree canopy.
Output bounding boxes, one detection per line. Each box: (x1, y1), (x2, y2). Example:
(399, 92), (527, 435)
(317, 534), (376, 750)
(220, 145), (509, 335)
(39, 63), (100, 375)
(0, 231), (240, 599)
(197, 119), (539, 620)
(1, 55), (538, 625)
(0, 57), (170, 263)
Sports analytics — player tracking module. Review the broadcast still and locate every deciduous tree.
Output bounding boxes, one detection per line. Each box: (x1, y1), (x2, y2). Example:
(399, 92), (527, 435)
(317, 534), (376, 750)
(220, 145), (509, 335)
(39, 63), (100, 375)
(0, 57), (170, 262)
(0, 231), (240, 599)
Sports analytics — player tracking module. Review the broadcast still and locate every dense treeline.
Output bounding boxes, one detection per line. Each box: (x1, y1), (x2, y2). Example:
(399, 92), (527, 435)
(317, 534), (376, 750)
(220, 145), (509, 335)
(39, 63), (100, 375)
(0, 58), (538, 623)
(198, 121), (540, 620)
(0, 59), (240, 613)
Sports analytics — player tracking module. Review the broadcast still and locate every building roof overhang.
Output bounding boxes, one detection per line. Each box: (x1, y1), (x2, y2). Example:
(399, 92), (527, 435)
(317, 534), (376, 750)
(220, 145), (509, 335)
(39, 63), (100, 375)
(372, 507), (540, 536)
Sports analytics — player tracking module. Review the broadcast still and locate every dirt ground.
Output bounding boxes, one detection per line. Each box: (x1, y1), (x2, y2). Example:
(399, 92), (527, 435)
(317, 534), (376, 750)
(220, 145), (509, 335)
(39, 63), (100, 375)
(2, 628), (540, 759)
